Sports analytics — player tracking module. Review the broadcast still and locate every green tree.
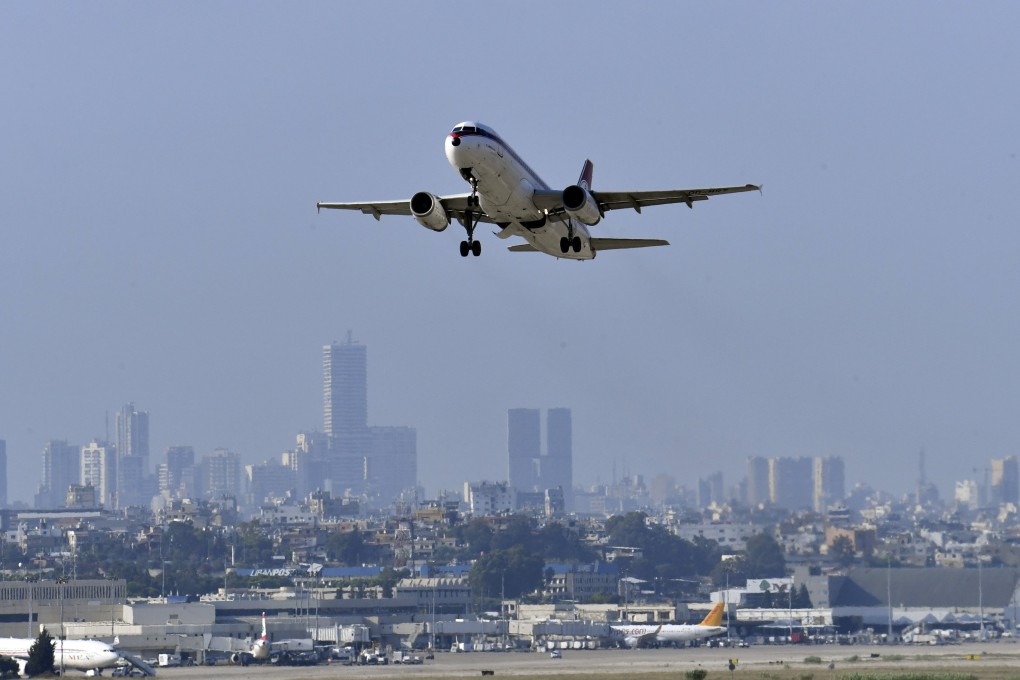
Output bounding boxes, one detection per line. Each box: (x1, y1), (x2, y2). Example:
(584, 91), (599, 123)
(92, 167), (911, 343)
(324, 529), (366, 565)
(0, 656), (19, 679)
(792, 583), (812, 608)
(830, 535), (856, 567)
(24, 629), (55, 677)
(469, 546), (543, 603)
(455, 518), (495, 558)
(744, 533), (786, 577)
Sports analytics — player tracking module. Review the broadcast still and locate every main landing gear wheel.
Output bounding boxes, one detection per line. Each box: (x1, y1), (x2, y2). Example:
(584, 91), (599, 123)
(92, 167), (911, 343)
(559, 236), (582, 254)
(460, 240), (481, 257)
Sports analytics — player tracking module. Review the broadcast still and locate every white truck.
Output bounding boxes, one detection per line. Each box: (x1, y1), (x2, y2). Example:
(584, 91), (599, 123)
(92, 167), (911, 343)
(157, 654), (182, 667)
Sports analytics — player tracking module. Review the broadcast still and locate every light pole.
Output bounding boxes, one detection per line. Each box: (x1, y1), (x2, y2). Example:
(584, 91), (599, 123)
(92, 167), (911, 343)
(58, 576), (68, 677)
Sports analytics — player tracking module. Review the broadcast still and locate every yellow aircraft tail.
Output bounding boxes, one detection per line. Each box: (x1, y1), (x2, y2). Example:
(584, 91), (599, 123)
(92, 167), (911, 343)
(698, 602), (725, 627)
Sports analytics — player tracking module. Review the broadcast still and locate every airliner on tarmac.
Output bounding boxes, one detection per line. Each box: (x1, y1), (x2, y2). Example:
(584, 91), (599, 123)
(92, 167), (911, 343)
(317, 122), (759, 259)
(612, 602), (727, 647)
(231, 612), (313, 665)
(0, 636), (121, 675)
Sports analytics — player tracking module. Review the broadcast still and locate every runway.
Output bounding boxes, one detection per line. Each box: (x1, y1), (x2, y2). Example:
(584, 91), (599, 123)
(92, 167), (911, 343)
(154, 641), (1020, 680)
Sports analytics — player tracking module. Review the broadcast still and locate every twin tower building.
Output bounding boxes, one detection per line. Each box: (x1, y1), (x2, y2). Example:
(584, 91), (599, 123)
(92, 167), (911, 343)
(325, 336), (573, 510)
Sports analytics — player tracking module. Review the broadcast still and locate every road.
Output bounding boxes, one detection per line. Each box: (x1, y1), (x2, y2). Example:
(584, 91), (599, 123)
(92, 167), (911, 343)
(152, 641), (1020, 679)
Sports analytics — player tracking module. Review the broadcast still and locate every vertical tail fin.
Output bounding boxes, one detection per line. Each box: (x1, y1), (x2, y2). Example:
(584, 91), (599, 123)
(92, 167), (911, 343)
(577, 159), (594, 191)
(261, 612), (267, 640)
(698, 602), (725, 627)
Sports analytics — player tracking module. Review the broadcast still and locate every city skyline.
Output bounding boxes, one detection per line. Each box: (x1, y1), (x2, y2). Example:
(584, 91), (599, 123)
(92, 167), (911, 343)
(3, 4), (1020, 512)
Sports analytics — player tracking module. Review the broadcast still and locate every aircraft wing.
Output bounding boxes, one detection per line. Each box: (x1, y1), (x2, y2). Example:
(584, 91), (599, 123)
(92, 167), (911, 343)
(532, 184), (760, 215)
(316, 194), (502, 224)
(594, 184), (760, 212)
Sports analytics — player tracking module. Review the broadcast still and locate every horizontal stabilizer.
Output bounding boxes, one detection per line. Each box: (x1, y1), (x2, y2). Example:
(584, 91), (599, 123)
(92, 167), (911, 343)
(508, 238), (669, 253)
(591, 238), (669, 250)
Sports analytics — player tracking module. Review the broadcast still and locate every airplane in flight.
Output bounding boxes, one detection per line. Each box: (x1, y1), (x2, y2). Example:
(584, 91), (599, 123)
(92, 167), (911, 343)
(0, 636), (122, 675)
(611, 602), (727, 647)
(317, 122), (759, 260)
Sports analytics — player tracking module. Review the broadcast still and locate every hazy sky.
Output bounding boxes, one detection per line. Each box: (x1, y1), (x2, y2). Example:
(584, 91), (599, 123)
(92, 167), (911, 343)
(3, 3), (1019, 505)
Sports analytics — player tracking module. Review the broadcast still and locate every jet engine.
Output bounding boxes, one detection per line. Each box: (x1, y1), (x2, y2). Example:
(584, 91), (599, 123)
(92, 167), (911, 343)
(561, 184), (601, 225)
(410, 192), (449, 232)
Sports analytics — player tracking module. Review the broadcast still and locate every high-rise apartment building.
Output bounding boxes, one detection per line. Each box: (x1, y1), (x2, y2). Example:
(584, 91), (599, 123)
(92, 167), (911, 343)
(746, 456), (770, 506)
(159, 445), (196, 498)
(37, 439), (81, 508)
(506, 407), (573, 512)
(698, 471), (724, 507)
(81, 440), (116, 508)
(768, 456), (814, 511)
(543, 408), (573, 509)
(991, 455), (1019, 506)
(116, 403), (151, 508)
(116, 403), (149, 462)
(507, 408), (541, 492)
(203, 448), (242, 499)
(813, 456), (846, 512)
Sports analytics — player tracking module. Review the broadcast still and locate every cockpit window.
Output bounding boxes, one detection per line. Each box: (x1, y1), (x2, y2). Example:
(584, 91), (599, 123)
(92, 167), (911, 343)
(464, 126), (477, 132)
(453, 126), (463, 133)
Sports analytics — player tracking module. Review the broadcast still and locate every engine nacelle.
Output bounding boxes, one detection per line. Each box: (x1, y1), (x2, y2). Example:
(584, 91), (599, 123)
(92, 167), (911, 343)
(562, 184), (601, 225)
(410, 192), (449, 232)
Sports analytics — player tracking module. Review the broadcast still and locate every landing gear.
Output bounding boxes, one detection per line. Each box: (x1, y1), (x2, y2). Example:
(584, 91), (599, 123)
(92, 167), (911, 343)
(460, 239), (481, 257)
(460, 180), (481, 257)
(559, 235), (582, 254)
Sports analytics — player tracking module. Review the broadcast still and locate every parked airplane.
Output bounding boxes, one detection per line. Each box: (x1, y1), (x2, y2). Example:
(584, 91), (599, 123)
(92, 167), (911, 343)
(0, 636), (121, 675)
(612, 602), (727, 647)
(231, 613), (312, 665)
(317, 121), (759, 260)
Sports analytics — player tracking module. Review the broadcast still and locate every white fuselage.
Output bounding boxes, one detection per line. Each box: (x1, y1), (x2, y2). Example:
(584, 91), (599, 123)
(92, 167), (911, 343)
(0, 637), (121, 672)
(444, 128), (593, 260)
(613, 624), (727, 647)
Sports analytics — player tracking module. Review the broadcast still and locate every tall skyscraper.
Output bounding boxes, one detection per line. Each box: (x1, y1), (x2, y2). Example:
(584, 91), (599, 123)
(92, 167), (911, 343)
(746, 456), (770, 506)
(543, 408), (573, 511)
(813, 456), (846, 512)
(506, 407), (573, 511)
(38, 439), (81, 508)
(116, 403), (150, 462)
(321, 336), (418, 509)
(324, 335), (368, 438)
(116, 403), (150, 508)
(991, 455), (1019, 506)
(508, 408), (541, 492)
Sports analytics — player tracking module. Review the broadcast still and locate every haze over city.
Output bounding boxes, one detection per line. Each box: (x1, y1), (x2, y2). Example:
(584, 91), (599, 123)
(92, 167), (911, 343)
(2, 3), (1020, 505)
